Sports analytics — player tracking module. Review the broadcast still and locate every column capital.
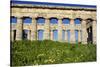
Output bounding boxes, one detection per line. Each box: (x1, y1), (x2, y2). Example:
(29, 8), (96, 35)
(57, 17), (63, 20)
(70, 19), (74, 24)
(70, 19), (75, 20)
(92, 20), (97, 25)
(82, 19), (88, 21)
(17, 17), (23, 19)
(17, 17), (23, 24)
(58, 18), (62, 24)
(81, 19), (87, 24)
(78, 30), (81, 32)
(31, 17), (37, 19)
(58, 18), (63, 20)
(45, 17), (50, 20)
(93, 20), (97, 22)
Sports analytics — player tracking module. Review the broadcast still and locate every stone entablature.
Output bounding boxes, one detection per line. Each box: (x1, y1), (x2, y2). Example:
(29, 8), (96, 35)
(11, 7), (96, 20)
(11, 1), (97, 44)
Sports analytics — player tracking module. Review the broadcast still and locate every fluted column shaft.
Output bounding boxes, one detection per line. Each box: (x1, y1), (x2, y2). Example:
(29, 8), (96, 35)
(65, 30), (68, 42)
(31, 18), (37, 40)
(92, 20), (96, 44)
(50, 30), (53, 40)
(44, 18), (50, 40)
(78, 30), (81, 42)
(58, 19), (62, 41)
(81, 20), (88, 44)
(11, 30), (14, 41)
(16, 17), (23, 40)
(27, 30), (31, 40)
(70, 19), (75, 43)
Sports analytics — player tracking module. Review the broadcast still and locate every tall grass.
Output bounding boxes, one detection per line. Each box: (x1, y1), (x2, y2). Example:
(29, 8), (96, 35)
(11, 40), (96, 66)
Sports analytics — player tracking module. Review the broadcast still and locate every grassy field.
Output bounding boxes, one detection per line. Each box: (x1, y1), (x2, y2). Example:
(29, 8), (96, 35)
(11, 40), (96, 66)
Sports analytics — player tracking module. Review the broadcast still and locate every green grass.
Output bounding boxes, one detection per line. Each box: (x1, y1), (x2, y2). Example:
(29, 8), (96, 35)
(11, 40), (96, 66)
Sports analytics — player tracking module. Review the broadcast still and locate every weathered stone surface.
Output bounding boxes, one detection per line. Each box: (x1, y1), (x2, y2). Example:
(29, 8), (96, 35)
(81, 20), (88, 44)
(11, 3), (97, 44)
(92, 20), (97, 44)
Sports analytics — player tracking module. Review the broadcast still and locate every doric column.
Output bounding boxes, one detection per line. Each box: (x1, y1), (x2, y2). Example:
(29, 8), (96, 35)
(11, 30), (14, 41)
(31, 18), (37, 40)
(92, 20), (96, 44)
(16, 17), (23, 40)
(65, 30), (68, 42)
(81, 20), (88, 44)
(44, 18), (50, 40)
(70, 19), (75, 43)
(58, 18), (62, 41)
(27, 30), (31, 40)
(78, 30), (81, 42)
(50, 30), (53, 40)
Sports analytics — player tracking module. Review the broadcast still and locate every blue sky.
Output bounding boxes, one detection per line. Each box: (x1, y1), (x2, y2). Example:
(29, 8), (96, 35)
(38, 30), (44, 40)
(11, 0), (96, 5)
(11, 0), (96, 8)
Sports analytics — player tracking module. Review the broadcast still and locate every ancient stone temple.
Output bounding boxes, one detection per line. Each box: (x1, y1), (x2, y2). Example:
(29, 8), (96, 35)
(10, 1), (97, 44)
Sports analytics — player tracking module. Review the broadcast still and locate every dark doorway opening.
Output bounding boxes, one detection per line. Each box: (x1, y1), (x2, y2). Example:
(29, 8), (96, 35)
(13, 30), (16, 40)
(22, 30), (28, 40)
(87, 26), (93, 44)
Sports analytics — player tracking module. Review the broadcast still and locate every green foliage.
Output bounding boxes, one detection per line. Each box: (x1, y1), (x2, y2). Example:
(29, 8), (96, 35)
(11, 40), (96, 66)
